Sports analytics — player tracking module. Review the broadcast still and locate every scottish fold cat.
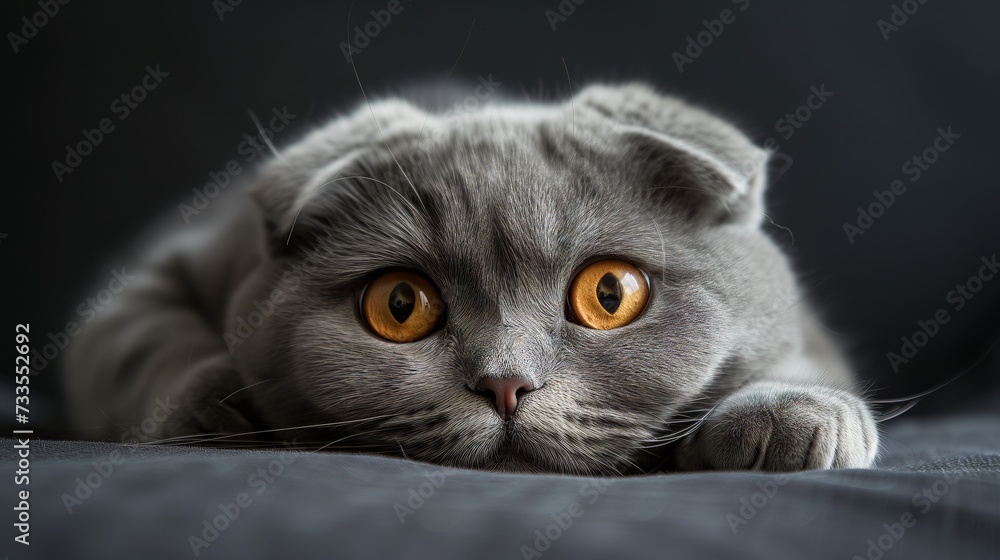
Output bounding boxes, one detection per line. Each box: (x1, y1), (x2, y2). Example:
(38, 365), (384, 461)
(65, 83), (878, 475)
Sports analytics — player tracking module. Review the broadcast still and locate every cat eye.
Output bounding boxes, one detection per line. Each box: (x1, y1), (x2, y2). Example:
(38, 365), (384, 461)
(361, 271), (444, 342)
(567, 259), (649, 330)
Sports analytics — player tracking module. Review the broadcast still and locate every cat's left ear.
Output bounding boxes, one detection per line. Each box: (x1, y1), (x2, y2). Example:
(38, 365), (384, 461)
(573, 84), (770, 227)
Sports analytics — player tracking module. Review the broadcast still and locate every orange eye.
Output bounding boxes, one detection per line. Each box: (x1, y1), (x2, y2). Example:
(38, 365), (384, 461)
(361, 271), (444, 342)
(568, 259), (649, 330)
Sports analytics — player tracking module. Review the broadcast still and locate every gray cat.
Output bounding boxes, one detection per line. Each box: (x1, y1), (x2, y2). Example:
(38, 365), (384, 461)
(64, 83), (879, 475)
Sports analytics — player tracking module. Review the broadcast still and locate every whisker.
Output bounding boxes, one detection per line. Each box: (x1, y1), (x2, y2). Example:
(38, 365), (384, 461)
(345, 0), (423, 208)
(416, 16), (477, 138)
(561, 56), (575, 137)
(636, 402), (721, 447)
(645, 211), (667, 281)
(93, 404), (129, 434)
(309, 427), (398, 454)
(870, 337), (999, 405)
(647, 183), (795, 248)
(219, 379), (275, 404)
(141, 414), (399, 446)
(876, 399), (922, 422)
(248, 109), (295, 171)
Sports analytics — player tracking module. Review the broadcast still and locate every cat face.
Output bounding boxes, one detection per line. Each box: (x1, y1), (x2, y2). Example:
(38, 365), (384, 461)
(236, 85), (801, 475)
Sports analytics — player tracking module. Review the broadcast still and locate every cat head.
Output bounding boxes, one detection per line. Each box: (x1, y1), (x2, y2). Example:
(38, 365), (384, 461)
(235, 83), (800, 475)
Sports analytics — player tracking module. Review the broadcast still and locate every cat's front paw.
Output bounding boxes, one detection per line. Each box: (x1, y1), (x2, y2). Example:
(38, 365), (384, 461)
(155, 356), (257, 444)
(676, 381), (878, 472)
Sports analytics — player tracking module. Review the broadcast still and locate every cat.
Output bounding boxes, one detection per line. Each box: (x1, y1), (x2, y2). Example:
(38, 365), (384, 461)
(64, 83), (879, 475)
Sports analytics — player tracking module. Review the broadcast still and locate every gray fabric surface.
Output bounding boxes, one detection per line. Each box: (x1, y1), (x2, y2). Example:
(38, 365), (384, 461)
(4, 412), (999, 560)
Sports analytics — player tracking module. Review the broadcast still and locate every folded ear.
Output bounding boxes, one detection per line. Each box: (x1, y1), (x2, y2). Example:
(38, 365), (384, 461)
(573, 83), (769, 227)
(249, 99), (429, 250)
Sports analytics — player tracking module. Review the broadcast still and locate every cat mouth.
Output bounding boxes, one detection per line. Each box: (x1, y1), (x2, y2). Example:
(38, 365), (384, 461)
(475, 424), (591, 474)
(479, 442), (556, 473)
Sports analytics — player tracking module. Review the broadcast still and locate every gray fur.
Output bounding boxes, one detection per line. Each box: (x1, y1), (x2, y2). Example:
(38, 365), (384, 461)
(64, 83), (878, 475)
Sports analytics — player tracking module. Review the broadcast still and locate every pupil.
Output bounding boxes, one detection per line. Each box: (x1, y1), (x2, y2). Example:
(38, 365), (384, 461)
(596, 272), (622, 314)
(388, 282), (415, 324)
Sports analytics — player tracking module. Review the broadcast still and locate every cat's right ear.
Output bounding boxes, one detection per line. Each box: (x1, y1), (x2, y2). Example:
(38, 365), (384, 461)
(248, 99), (428, 252)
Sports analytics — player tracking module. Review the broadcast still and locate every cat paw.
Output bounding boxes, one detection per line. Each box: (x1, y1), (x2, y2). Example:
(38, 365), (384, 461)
(676, 381), (878, 472)
(155, 357), (257, 444)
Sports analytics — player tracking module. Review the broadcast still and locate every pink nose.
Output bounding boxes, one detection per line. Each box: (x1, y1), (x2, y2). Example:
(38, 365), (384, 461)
(475, 377), (535, 421)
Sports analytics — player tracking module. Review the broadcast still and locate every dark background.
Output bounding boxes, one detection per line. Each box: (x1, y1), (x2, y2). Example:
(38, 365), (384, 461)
(3, 0), (998, 433)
